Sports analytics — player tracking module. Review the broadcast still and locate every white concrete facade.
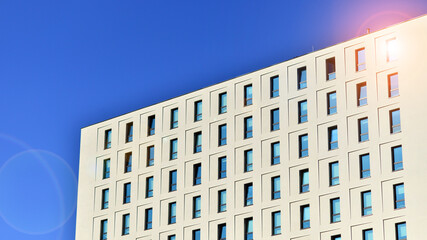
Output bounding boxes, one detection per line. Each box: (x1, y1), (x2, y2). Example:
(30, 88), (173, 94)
(76, 15), (427, 240)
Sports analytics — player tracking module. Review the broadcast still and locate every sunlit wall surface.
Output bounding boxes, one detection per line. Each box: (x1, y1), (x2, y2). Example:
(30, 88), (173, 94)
(76, 15), (427, 239)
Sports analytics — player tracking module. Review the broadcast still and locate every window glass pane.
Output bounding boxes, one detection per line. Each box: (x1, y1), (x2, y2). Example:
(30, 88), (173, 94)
(219, 93), (227, 113)
(123, 214), (130, 235)
(396, 223), (406, 240)
(102, 189), (109, 209)
(362, 191), (372, 216)
(169, 202), (176, 224)
(302, 206), (310, 229)
(194, 132), (202, 153)
(395, 184), (405, 209)
(171, 109), (178, 129)
(101, 220), (108, 240)
(126, 123), (133, 142)
(219, 190), (226, 212)
(391, 109), (401, 133)
(331, 198), (341, 222)
(357, 48), (366, 71)
(363, 229), (373, 240)
(146, 177), (153, 198)
(359, 118), (369, 142)
(298, 67), (307, 89)
(299, 134), (308, 158)
(271, 109), (280, 131)
(195, 101), (202, 121)
(148, 116), (155, 135)
(145, 208), (152, 229)
(328, 92), (337, 114)
(194, 164), (201, 185)
(301, 170), (309, 193)
(245, 150), (253, 172)
(326, 57), (336, 80)
(171, 139), (178, 160)
(245, 184), (253, 206)
(219, 157), (227, 179)
(387, 38), (398, 62)
(360, 154), (370, 178)
(392, 146), (403, 171)
(272, 177), (280, 200)
(245, 85), (253, 106)
(389, 73), (399, 97)
(299, 101), (308, 123)
(103, 159), (110, 179)
(329, 127), (338, 150)
(271, 76), (279, 98)
(170, 170), (177, 192)
(273, 211), (281, 235)
(219, 224), (226, 239)
(245, 117), (253, 138)
(358, 83), (367, 106)
(124, 183), (131, 203)
(194, 196), (201, 218)
(193, 229), (200, 240)
(272, 142), (280, 165)
(219, 124), (227, 146)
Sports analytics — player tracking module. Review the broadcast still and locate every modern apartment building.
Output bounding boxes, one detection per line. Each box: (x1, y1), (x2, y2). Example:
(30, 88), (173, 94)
(76, 15), (427, 240)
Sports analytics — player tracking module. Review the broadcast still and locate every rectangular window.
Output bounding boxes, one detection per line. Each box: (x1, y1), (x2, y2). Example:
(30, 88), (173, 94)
(193, 196), (201, 218)
(148, 115), (155, 136)
(244, 117), (253, 139)
(170, 139), (178, 160)
(244, 183), (253, 206)
(396, 222), (407, 240)
(298, 100), (308, 123)
(387, 38), (398, 62)
(244, 149), (253, 172)
(218, 223), (226, 240)
(102, 189), (109, 209)
(103, 159), (110, 179)
(145, 208), (153, 230)
(361, 191), (372, 216)
(329, 161), (339, 186)
(326, 57), (336, 80)
(147, 146), (154, 167)
(168, 235), (176, 240)
(219, 92), (227, 114)
(123, 183), (131, 204)
(146, 176), (153, 198)
(271, 108), (280, 131)
(388, 73), (399, 97)
(330, 198), (341, 223)
(359, 118), (369, 142)
(357, 82), (368, 106)
(194, 132), (202, 153)
(244, 218), (253, 240)
(360, 154), (371, 179)
(218, 189), (227, 212)
(193, 229), (201, 240)
(194, 100), (202, 122)
(271, 142), (280, 165)
(218, 157), (227, 179)
(169, 170), (177, 192)
(332, 235), (341, 240)
(193, 163), (201, 186)
(272, 176), (280, 200)
(298, 67), (307, 89)
(168, 202), (176, 224)
(100, 219), (108, 240)
(219, 124), (227, 146)
(327, 91), (337, 115)
(363, 229), (373, 240)
(392, 145), (403, 171)
(124, 152), (132, 173)
(356, 48), (366, 72)
(390, 109), (401, 134)
(328, 126), (338, 150)
(272, 211), (281, 235)
(126, 122), (133, 143)
(271, 76), (279, 98)
(301, 205), (310, 229)
(122, 214), (130, 235)
(104, 129), (112, 149)
(244, 85), (253, 106)
(171, 108), (178, 129)
(299, 134), (309, 158)
(300, 169), (309, 193)
(394, 183), (405, 209)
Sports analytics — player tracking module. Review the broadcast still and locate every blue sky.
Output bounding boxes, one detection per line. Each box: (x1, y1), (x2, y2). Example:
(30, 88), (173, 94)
(0, 0), (426, 239)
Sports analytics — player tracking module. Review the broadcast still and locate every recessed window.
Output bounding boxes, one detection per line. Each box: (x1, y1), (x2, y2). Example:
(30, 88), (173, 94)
(387, 38), (398, 62)
(329, 161), (339, 186)
(103, 159), (110, 179)
(122, 214), (130, 235)
(170, 139), (178, 160)
(168, 235), (176, 240)
(360, 154), (371, 179)
(218, 157), (227, 179)
(244, 85), (253, 106)
(125, 122), (133, 143)
(218, 223), (226, 240)
(244, 218), (253, 240)
(326, 57), (336, 80)
(145, 208), (153, 230)
(218, 189), (227, 212)
(194, 100), (202, 122)
(193, 229), (201, 240)
(357, 82), (368, 106)
(327, 91), (337, 115)
(169, 170), (177, 192)
(168, 202), (176, 224)
(300, 169), (309, 193)
(390, 109), (401, 134)
(147, 115), (155, 136)
(123, 183), (131, 204)
(356, 48), (366, 72)
(193, 163), (201, 186)
(358, 118), (369, 142)
(330, 198), (341, 223)
(392, 145), (403, 171)
(271, 176), (280, 200)
(102, 189), (109, 210)
(147, 146), (154, 167)
(271, 142), (280, 165)
(219, 124), (227, 146)
(395, 222), (406, 240)
(244, 183), (253, 206)
(219, 92), (227, 114)
(271, 108), (280, 131)
(244, 116), (253, 139)
(328, 126), (338, 150)
(124, 152), (132, 173)
(394, 183), (405, 209)
(298, 67), (307, 89)
(300, 205), (310, 229)
(299, 134), (309, 158)
(298, 100), (308, 123)
(104, 129), (112, 149)
(146, 176), (153, 198)
(331, 235), (341, 240)
(271, 76), (279, 98)
(361, 191), (372, 216)
(244, 149), (253, 172)
(100, 219), (108, 240)
(171, 108), (178, 129)
(193, 196), (201, 218)
(363, 229), (373, 240)
(272, 211), (281, 235)
(194, 132), (202, 153)
(388, 73), (399, 97)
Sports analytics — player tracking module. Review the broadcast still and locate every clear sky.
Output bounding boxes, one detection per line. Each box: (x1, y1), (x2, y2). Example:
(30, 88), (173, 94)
(0, 0), (426, 239)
